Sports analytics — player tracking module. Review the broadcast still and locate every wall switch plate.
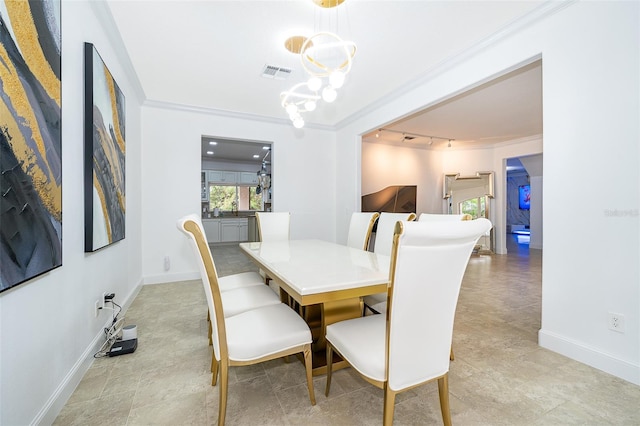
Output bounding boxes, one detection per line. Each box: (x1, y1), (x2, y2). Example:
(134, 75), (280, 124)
(94, 300), (100, 317)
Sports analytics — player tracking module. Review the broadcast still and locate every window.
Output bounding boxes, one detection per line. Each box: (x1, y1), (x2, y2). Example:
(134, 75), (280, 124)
(459, 196), (487, 219)
(209, 184), (262, 212)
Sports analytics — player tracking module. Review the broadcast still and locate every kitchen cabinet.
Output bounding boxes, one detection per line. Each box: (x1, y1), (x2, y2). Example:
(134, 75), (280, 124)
(220, 218), (248, 242)
(202, 219), (221, 243)
(239, 172), (259, 185)
(207, 170), (238, 184)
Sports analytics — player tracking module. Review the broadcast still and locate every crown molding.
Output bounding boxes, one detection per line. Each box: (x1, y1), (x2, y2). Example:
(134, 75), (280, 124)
(142, 99), (336, 131)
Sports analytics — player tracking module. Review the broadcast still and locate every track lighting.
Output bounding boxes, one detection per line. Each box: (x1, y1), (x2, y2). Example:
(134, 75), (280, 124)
(375, 128), (454, 146)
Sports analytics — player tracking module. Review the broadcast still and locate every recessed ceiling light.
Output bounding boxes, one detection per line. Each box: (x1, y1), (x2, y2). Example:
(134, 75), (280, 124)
(262, 146), (270, 150)
(253, 155), (260, 158)
(206, 151), (214, 155)
(209, 141), (217, 145)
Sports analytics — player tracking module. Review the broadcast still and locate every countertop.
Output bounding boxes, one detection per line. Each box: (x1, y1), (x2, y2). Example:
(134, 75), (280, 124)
(202, 213), (256, 220)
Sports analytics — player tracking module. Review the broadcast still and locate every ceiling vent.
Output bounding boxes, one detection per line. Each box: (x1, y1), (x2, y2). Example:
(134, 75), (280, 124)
(261, 64), (293, 80)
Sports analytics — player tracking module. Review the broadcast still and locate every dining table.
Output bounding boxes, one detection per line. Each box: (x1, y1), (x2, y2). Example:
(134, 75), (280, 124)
(239, 239), (390, 375)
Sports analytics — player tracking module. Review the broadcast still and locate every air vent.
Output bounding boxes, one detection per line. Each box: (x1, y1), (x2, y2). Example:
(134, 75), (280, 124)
(261, 64), (293, 80)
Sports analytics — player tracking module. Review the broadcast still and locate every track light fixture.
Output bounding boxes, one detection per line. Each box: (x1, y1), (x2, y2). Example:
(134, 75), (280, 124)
(375, 128), (454, 146)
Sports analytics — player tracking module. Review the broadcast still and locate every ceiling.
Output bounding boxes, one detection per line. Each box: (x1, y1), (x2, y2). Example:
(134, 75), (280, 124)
(201, 137), (272, 164)
(106, 0), (544, 157)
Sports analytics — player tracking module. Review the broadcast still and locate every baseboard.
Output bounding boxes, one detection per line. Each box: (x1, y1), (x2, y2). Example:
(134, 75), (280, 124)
(34, 279), (143, 425)
(143, 271), (200, 285)
(539, 329), (640, 386)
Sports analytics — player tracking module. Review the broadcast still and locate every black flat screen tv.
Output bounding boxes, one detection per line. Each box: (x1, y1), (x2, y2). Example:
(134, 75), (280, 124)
(519, 185), (530, 210)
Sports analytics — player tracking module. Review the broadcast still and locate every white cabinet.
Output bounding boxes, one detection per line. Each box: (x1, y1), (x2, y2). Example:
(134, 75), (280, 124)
(220, 218), (248, 242)
(202, 219), (221, 243)
(239, 172), (259, 185)
(207, 170), (237, 184)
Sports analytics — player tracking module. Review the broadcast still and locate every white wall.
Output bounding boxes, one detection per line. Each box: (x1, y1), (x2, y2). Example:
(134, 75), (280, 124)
(336, 2), (639, 384)
(520, 154), (543, 249)
(0, 2), (144, 424)
(361, 136), (542, 255)
(360, 142), (443, 219)
(141, 105), (337, 284)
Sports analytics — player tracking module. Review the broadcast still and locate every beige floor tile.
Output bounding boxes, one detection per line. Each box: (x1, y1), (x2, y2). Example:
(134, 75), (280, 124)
(55, 238), (639, 425)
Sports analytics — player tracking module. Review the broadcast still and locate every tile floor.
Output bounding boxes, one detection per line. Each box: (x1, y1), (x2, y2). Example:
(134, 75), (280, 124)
(55, 238), (640, 425)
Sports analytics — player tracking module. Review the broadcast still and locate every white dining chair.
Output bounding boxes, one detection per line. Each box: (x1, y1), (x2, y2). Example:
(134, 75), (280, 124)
(177, 215), (281, 344)
(255, 211), (290, 241)
(363, 212), (416, 313)
(346, 212), (379, 251)
(177, 215), (316, 426)
(325, 218), (492, 426)
(255, 211), (291, 294)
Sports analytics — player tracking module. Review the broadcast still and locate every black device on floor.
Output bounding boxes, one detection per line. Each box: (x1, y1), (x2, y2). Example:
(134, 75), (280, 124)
(107, 338), (137, 357)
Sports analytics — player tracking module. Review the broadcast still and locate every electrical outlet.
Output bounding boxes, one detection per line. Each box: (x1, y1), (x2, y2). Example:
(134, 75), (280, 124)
(164, 256), (170, 271)
(608, 312), (625, 333)
(94, 300), (101, 317)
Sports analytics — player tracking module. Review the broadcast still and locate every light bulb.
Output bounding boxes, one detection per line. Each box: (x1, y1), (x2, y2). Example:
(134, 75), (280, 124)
(304, 99), (317, 111)
(307, 77), (322, 91)
(285, 103), (298, 115)
(329, 70), (345, 89)
(322, 86), (337, 103)
(293, 116), (304, 128)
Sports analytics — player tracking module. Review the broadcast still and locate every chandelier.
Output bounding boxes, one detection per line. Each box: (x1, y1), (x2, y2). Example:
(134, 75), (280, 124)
(280, 1), (356, 128)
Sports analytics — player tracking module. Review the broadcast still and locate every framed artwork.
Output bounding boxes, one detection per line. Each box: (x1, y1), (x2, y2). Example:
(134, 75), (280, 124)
(84, 43), (126, 252)
(0, 0), (62, 293)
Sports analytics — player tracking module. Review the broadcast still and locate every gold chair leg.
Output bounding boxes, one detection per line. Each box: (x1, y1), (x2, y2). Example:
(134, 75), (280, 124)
(382, 385), (396, 426)
(218, 360), (229, 426)
(325, 344), (334, 396)
(211, 356), (219, 386)
(450, 347), (454, 361)
(437, 374), (452, 426)
(304, 344), (316, 405)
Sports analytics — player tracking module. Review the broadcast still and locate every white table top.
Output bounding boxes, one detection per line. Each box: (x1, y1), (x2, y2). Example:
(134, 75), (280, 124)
(239, 239), (390, 303)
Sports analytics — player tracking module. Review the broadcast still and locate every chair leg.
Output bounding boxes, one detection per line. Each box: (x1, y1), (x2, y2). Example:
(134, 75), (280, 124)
(450, 347), (454, 361)
(211, 355), (219, 386)
(207, 311), (212, 346)
(325, 344), (334, 396)
(437, 374), (452, 426)
(303, 344), (316, 405)
(218, 360), (229, 426)
(382, 385), (396, 426)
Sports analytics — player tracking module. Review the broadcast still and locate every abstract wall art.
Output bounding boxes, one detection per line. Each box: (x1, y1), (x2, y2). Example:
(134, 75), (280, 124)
(84, 43), (125, 252)
(0, 0), (62, 293)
